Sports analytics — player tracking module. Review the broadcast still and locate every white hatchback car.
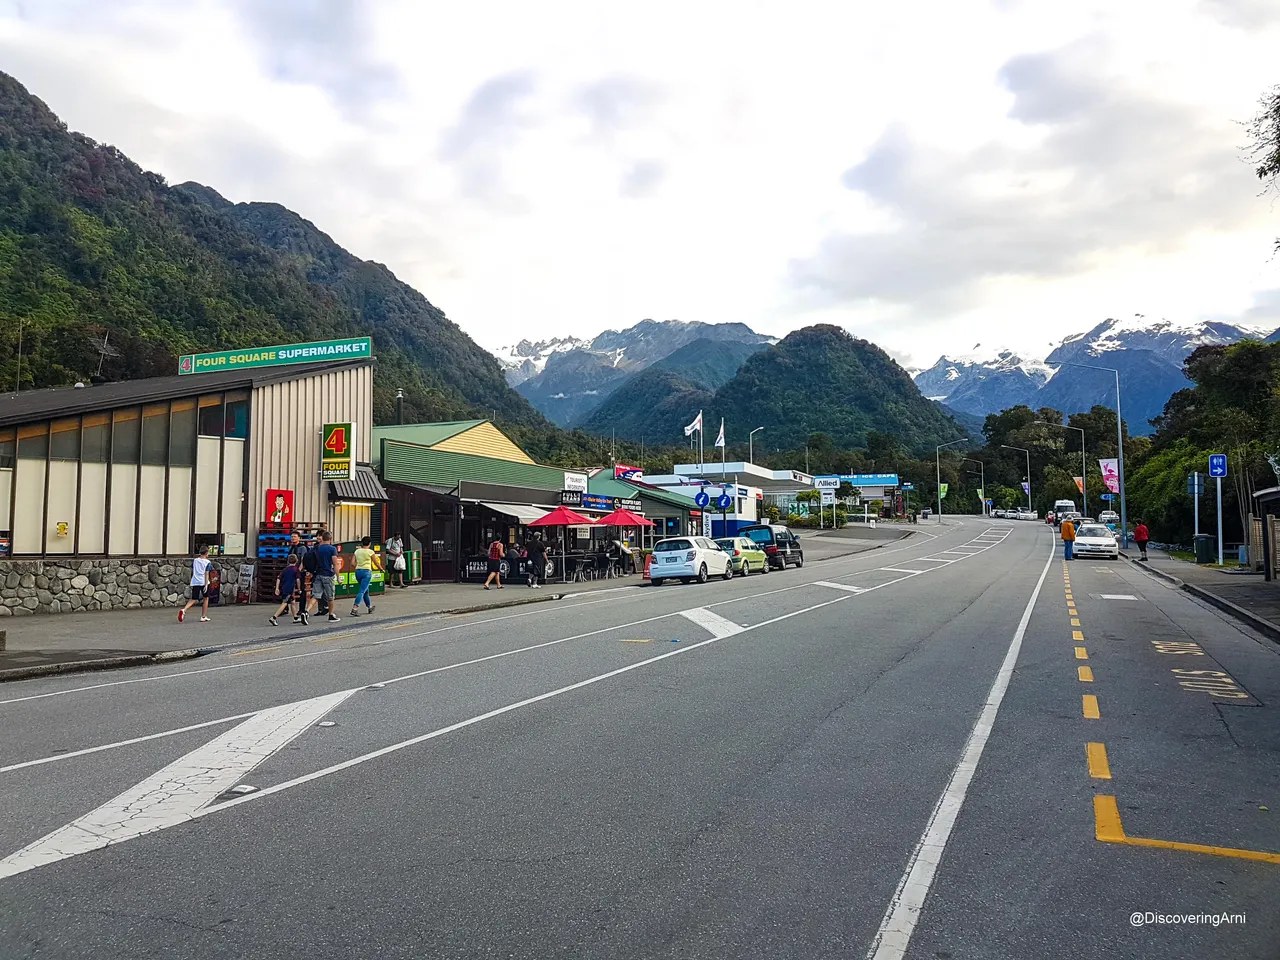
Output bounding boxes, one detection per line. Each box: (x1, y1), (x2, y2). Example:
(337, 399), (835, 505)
(649, 537), (733, 585)
(1072, 523), (1120, 559)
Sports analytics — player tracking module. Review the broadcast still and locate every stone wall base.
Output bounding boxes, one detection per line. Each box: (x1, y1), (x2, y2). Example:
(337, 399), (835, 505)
(0, 558), (245, 616)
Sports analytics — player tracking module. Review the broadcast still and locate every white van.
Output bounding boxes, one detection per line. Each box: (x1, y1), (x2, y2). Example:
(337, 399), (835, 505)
(1052, 499), (1077, 521)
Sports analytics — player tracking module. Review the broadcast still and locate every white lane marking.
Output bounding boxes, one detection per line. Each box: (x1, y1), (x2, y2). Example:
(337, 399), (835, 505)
(881, 567), (925, 575)
(1099, 594), (1139, 601)
(866, 540), (1055, 960)
(814, 580), (869, 594)
(679, 607), (744, 638)
(911, 558), (952, 564)
(0, 712), (255, 774)
(0, 690), (354, 880)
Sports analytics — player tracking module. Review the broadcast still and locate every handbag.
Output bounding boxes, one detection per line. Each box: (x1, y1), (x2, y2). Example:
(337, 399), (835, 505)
(394, 556), (406, 571)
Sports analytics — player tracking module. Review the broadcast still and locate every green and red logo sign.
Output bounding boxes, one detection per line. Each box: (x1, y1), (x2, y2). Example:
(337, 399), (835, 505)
(322, 423), (355, 481)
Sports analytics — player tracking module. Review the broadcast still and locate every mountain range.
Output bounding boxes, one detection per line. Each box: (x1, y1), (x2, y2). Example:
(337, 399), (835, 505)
(495, 320), (774, 427)
(913, 317), (1279, 433)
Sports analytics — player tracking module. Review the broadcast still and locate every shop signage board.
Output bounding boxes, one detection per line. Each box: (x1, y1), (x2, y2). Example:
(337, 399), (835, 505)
(814, 477), (840, 490)
(321, 423), (355, 480)
(563, 472), (589, 493)
(179, 336), (372, 376)
(821, 491), (835, 505)
(580, 493), (616, 512)
(614, 464), (644, 480)
(560, 490), (584, 506)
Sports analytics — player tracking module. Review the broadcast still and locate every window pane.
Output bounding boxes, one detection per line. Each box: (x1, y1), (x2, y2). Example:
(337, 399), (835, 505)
(169, 398), (197, 467)
(81, 413), (110, 463)
(49, 417), (81, 460)
(112, 408), (140, 463)
(223, 391), (248, 439)
(0, 427), (14, 469)
(141, 403), (170, 465)
(198, 395), (223, 437)
(16, 422), (47, 459)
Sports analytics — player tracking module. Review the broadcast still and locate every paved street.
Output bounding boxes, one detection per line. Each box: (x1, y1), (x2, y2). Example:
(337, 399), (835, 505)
(1, 518), (1276, 959)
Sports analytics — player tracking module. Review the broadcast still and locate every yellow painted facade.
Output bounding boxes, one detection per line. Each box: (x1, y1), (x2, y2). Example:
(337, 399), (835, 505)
(431, 422), (535, 464)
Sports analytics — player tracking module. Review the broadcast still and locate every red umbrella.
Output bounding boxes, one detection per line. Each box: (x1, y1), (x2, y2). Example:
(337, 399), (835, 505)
(595, 508), (653, 527)
(528, 505), (596, 527)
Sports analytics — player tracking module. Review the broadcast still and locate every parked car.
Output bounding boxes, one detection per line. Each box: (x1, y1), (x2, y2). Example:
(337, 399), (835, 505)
(738, 523), (805, 570)
(649, 537), (733, 585)
(1072, 523), (1120, 559)
(1017, 509), (1037, 521)
(714, 537), (769, 576)
(1098, 510), (1120, 525)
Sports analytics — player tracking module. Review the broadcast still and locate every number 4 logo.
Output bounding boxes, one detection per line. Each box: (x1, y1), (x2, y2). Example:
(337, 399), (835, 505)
(325, 426), (348, 456)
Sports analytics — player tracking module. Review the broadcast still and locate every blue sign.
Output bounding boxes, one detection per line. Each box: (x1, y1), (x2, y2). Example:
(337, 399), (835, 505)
(716, 494), (733, 509)
(1100, 493), (1114, 501)
(901, 483), (915, 491)
(694, 490), (710, 508)
(813, 473), (900, 487)
(580, 493), (615, 512)
(1209, 454), (1227, 478)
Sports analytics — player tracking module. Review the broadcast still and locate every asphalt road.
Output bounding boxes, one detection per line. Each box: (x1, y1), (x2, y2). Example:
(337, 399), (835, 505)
(1, 518), (1277, 959)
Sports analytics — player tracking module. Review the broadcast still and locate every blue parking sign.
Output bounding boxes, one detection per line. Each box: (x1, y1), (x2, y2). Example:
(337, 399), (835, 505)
(1209, 454), (1227, 478)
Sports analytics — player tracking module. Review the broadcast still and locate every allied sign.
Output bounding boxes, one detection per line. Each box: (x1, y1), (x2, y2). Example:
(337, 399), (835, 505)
(814, 477), (840, 490)
(1209, 454), (1228, 478)
(179, 337), (372, 376)
(563, 472), (589, 493)
(321, 422), (354, 480)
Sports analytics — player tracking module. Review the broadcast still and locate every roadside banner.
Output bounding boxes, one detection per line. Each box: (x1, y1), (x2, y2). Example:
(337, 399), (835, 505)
(1074, 476), (1084, 494)
(939, 483), (948, 500)
(1098, 458), (1120, 493)
(976, 487), (984, 502)
(1021, 481), (1030, 495)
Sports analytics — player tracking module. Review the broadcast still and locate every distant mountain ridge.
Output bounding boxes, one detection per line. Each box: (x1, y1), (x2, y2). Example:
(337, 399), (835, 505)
(501, 319), (775, 426)
(913, 317), (1278, 433)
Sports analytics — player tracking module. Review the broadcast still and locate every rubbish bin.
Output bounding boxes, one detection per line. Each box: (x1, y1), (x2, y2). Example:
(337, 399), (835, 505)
(1193, 534), (1215, 564)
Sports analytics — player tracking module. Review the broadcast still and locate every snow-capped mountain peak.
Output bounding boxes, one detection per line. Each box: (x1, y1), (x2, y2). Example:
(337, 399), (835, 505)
(491, 337), (588, 386)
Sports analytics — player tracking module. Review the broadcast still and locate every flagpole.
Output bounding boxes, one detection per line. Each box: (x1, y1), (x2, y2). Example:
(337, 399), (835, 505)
(699, 409), (704, 476)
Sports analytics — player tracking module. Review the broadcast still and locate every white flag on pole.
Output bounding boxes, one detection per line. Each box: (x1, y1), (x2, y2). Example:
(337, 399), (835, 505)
(715, 418), (725, 448)
(683, 411), (703, 437)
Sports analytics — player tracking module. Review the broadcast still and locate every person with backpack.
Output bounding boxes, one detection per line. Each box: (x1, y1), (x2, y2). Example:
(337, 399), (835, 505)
(303, 531), (341, 624)
(483, 537), (506, 590)
(1060, 516), (1077, 561)
(269, 554), (301, 626)
(526, 537), (547, 588)
(1134, 520), (1151, 561)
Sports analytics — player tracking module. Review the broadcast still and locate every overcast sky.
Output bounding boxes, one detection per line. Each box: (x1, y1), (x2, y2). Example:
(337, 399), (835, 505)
(2, 0), (1278, 369)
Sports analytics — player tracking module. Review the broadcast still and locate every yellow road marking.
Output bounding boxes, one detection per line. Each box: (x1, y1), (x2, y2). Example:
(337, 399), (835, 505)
(1072, 630), (1085, 641)
(233, 646), (282, 656)
(1071, 618), (1081, 626)
(1065, 592), (1073, 600)
(618, 638), (653, 643)
(1082, 694), (1100, 719)
(1087, 742), (1112, 779)
(1094, 795), (1280, 863)
(1078, 666), (1094, 682)
(312, 632), (354, 643)
(1075, 646), (1089, 660)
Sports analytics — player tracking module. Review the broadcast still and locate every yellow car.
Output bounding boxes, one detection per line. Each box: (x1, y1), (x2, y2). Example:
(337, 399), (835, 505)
(714, 537), (770, 576)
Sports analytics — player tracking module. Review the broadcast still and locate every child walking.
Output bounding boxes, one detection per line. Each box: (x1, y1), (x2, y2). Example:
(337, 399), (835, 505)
(269, 554), (301, 626)
(178, 545), (213, 623)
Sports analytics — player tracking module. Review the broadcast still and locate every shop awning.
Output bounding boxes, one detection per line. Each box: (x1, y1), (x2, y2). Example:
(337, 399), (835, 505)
(328, 465), (390, 503)
(477, 502), (552, 525)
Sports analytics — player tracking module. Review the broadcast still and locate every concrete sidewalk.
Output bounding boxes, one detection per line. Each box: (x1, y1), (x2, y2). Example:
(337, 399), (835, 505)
(0, 574), (642, 681)
(1125, 547), (1280, 645)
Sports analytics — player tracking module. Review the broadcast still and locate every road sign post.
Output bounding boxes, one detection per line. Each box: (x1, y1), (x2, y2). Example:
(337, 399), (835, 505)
(1187, 472), (1203, 538)
(1209, 455), (1227, 566)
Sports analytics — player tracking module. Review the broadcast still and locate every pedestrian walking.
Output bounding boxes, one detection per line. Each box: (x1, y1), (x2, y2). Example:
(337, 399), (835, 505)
(269, 554), (301, 626)
(506, 540), (523, 584)
(385, 532), (408, 587)
(1060, 517), (1077, 561)
(350, 536), (382, 616)
(483, 537), (505, 590)
(526, 537), (547, 588)
(303, 531), (341, 624)
(1134, 521), (1151, 561)
(178, 545), (213, 623)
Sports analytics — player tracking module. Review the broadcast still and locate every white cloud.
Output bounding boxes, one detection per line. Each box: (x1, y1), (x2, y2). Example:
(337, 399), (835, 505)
(1, 0), (1278, 363)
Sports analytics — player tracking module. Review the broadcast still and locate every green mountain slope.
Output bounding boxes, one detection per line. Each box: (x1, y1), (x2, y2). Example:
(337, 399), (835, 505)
(646, 337), (767, 388)
(0, 72), (549, 444)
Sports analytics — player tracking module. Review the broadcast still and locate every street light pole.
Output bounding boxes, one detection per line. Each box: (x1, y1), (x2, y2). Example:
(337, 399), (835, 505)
(1034, 421), (1087, 518)
(937, 438), (969, 520)
(1002, 445), (1032, 512)
(1056, 361), (1127, 546)
(749, 426), (764, 465)
(963, 457), (985, 516)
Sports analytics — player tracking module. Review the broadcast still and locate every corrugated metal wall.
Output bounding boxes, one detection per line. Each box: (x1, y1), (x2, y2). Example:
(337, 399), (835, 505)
(250, 365), (373, 546)
(382, 440), (568, 490)
(432, 423), (535, 464)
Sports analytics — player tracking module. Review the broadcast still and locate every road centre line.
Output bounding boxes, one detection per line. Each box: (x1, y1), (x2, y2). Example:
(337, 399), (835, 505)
(1087, 742), (1112, 779)
(1094, 795), (1280, 864)
(866, 537), (1055, 960)
(881, 567), (926, 575)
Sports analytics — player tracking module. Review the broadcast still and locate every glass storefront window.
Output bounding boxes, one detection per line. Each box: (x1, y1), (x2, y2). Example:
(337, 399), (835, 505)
(169, 399), (197, 467)
(140, 403), (170, 465)
(223, 391), (248, 439)
(81, 413), (110, 462)
(197, 395), (223, 438)
(49, 417), (81, 460)
(112, 408), (141, 463)
(16, 422), (48, 459)
(0, 427), (14, 468)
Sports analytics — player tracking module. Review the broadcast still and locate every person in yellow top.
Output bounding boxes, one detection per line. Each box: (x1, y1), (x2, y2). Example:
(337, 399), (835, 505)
(1060, 517), (1076, 562)
(350, 536), (383, 617)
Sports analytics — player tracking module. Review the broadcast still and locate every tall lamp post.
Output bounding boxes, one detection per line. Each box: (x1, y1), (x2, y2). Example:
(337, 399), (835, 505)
(962, 457), (986, 516)
(1002, 445), (1032, 512)
(749, 426), (765, 465)
(936, 438), (969, 520)
(1055, 361), (1127, 546)
(1034, 420), (1086, 518)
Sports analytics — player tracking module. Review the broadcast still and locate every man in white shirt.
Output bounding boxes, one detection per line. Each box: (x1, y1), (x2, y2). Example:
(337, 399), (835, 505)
(385, 533), (407, 588)
(178, 544), (213, 623)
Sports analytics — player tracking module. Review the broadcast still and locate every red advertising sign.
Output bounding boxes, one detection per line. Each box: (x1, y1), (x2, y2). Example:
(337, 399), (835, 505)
(265, 489), (294, 526)
(614, 464), (643, 480)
